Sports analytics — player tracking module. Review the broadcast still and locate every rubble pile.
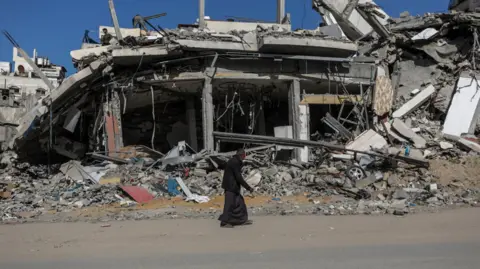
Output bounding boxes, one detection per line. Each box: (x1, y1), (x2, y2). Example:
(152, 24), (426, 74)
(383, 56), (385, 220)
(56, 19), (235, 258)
(2, 2), (480, 223)
(1, 138), (479, 222)
(0, 161), (119, 220)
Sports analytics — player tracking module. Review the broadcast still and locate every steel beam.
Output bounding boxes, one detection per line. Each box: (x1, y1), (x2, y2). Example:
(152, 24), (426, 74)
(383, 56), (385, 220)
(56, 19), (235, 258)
(199, 0), (206, 29)
(108, 0), (123, 41)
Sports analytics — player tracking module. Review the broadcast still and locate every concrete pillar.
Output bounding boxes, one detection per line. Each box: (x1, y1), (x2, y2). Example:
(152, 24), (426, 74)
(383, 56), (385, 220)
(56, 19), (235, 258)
(199, 0), (205, 29)
(186, 97), (198, 151)
(105, 89), (124, 157)
(108, 0), (123, 41)
(202, 78), (214, 151)
(288, 80), (301, 161)
(277, 0), (285, 24)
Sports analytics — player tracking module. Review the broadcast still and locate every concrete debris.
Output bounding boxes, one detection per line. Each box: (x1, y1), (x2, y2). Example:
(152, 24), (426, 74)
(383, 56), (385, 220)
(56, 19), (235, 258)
(391, 119), (427, 148)
(392, 85), (436, 119)
(442, 72), (480, 137)
(1, 1), (480, 223)
(411, 28), (439, 41)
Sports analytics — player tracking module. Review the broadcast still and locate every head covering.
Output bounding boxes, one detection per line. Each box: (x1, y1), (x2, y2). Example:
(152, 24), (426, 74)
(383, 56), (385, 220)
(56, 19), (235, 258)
(236, 148), (245, 156)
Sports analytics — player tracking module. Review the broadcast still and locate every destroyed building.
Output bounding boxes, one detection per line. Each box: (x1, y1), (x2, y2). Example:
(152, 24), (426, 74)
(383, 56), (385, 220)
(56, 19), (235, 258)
(8, 0), (379, 163)
(0, 44), (66, 149)
(1, 0), (480, 221)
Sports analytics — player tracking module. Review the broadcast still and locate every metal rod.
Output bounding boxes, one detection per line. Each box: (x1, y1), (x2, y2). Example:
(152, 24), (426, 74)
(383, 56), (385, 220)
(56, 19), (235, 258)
(277, 0), (285, 24)
(108, 0), (123, 41)
(199, 0), (205, 29)
(213, 131), (429, 167)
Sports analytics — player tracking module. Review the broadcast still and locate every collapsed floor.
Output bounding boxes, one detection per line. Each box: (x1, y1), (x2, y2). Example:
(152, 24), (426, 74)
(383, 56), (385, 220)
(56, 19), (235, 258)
(2, 2), (480, 222)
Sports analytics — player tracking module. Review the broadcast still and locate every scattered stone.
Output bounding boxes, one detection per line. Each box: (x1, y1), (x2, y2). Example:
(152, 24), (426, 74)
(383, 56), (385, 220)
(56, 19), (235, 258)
(440, 141), (454, 150)
(393, 189), (409, 200)
(393, 210), (405, 216)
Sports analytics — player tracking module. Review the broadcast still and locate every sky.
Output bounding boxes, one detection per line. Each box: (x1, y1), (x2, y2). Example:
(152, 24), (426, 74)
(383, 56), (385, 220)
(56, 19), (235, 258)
(0, 0), (449, 74)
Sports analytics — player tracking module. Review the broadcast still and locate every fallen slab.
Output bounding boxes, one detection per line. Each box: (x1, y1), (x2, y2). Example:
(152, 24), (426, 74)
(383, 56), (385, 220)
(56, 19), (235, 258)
(259, 36), (357, 57)
(346, 129), (388, 155)
(392, 85), (435, 118)
(444, 134), (480, 153)
(392, 119), (427, 148)
(442, 72), (480, 137)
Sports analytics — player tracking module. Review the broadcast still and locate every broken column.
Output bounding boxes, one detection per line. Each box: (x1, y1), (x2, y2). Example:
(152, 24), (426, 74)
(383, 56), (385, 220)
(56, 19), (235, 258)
(202, 78), (214, 151)
(288, 79), (308, 162)
(277, 0), (285, 24)
(199, 0), (205, 29)
(104, 89), (124, 157)
(186, 97), (198, 151)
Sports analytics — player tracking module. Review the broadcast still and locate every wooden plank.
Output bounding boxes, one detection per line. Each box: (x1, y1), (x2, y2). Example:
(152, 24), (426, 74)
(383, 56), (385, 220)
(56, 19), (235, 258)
(300, 95), (362, 105)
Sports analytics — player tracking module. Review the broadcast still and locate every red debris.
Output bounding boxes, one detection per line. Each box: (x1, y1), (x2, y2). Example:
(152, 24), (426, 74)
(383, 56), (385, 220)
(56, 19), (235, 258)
(120, 186), (154, 203)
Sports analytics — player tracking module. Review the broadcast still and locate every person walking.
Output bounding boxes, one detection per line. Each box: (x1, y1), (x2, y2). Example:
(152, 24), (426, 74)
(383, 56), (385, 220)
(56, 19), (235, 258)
(218, 148), (254, 228)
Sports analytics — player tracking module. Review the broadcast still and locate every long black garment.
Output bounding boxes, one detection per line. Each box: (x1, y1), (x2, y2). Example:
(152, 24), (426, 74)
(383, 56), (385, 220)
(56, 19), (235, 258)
(218, 191), (248, 225)
(219, 155), (252, 225)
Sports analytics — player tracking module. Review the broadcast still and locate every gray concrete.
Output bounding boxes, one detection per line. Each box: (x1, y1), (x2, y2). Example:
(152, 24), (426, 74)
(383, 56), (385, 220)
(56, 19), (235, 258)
(202, 78), (214, 151)
(199, 0), (205, 29)
(277, 0), (285, 24)
(259, 36), (358, 57)
(392, 85), (436, 118)
(0, 208), (479, 269)
(288, 79), (301, 161)
(392, 119), (427, 148)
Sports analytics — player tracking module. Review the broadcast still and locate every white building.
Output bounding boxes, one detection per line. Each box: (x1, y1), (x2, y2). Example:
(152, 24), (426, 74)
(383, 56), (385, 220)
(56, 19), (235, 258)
(0, 47), (66, 144)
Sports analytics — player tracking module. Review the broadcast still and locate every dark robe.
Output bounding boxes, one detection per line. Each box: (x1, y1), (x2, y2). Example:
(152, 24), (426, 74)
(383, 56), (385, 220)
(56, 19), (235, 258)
(218, 155), (252, 225)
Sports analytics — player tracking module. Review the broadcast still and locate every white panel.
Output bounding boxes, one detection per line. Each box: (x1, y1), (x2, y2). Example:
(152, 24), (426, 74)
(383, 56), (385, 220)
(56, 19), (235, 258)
(443, 74), (480, 137)
(274, 125), (293, 150)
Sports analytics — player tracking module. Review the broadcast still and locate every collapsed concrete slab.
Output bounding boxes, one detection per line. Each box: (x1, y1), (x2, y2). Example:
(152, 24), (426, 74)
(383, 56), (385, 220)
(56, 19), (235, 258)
(259, 36), (357, 57)
(312, 0), (389, 40)
(175, 39), (258, 52)
(71, 46), (111, 61)
(346, 129), (388, 158)
(205, 20), (291, 33)
(392, 85), (436, 119)
(112, 46), (180, 65)
(9, 57), (111, 149)
(392, 119), (427, 148)
(443, 72), (480, 137)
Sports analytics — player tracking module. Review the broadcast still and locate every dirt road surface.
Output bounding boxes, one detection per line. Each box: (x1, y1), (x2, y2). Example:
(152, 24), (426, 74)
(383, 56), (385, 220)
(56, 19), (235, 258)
(1, 208), (479, 269)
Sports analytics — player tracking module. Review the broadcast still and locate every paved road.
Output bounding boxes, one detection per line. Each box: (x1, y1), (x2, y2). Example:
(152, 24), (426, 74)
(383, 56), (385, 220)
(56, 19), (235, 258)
(1, 208), (479, 269)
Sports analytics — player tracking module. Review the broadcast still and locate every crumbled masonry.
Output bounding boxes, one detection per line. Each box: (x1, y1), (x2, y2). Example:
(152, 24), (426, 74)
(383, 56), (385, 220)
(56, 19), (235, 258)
(1, 1), (480, 223)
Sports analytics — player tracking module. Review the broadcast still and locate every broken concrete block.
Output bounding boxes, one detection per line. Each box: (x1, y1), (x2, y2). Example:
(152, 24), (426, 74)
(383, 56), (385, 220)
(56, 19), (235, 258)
(383, 122), (407, 143)
(246, 170), (262, 187)
(439, 141), (454, 150)
(346, 129), (388, 158)
(408, 148), (424, 160)
(392, 189), (409, 200)
(443, 72), (480, 137)
(444, 134), (480, 153)
(392, 119), (427, 148)
(428, 184), (438, 192)
(356, 174), (380, 189)
(411, 28), (439, 41)
(392, 85), (435, 118)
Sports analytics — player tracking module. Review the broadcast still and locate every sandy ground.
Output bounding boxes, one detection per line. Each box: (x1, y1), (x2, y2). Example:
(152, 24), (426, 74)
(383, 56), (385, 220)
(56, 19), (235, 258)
(430, 157), (480, 187)
(0, 207), (479, 268)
